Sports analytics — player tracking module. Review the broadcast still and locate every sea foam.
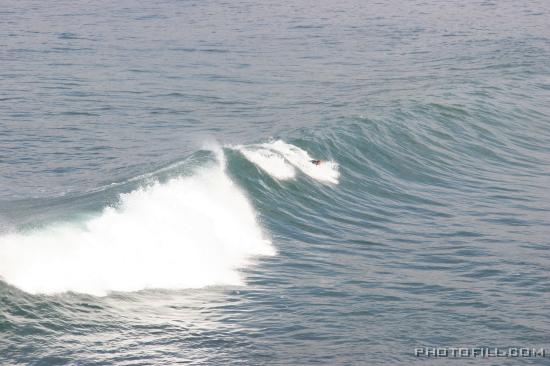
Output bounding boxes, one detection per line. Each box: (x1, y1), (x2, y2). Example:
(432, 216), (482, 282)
(235, 140), (340, 184)
(0, 156), (274, 296)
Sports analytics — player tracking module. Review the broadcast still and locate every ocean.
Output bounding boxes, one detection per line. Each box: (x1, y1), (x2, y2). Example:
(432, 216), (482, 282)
(1, 0), (550, 364)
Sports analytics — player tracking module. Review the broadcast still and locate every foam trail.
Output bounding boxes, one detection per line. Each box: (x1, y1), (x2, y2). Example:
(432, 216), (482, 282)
(235, 140), (340, 184)
(0, 158), (274, 296)
(237, 147), (296, 180)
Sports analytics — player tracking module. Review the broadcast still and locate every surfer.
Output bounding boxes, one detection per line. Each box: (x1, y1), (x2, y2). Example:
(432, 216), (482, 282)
(310, 160), (322, 165)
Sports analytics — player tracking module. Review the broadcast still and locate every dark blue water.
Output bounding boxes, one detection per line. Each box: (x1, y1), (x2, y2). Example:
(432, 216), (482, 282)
(1, 0), (550, 364)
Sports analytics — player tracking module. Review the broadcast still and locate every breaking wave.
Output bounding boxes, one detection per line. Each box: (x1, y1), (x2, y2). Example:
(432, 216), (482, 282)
(0, 151), (275, 296)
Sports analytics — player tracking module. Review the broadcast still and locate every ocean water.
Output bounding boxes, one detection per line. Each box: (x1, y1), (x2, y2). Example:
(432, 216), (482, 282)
(1, 0), (550, 364)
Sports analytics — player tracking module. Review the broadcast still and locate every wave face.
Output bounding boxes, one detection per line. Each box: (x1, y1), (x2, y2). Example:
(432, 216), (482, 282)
(234, 140), (340, 184)
(0, 153), (274, 296)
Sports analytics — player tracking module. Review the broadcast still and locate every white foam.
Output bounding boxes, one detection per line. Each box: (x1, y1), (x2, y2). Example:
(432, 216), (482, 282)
(236, 140), (340, 184)
(0, 160), (274, 296)
(237, 147), (296, 180)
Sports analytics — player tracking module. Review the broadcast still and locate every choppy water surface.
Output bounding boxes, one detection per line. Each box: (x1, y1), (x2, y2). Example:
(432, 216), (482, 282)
(1, 0), (550, 364)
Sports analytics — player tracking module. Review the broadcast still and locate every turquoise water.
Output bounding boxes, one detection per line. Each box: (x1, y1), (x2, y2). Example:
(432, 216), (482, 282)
(1, 0), (550, 364)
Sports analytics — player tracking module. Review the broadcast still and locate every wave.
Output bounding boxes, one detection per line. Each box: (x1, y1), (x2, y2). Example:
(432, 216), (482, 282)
(233, 140), (340, 184)
(0, 150), (274, 296)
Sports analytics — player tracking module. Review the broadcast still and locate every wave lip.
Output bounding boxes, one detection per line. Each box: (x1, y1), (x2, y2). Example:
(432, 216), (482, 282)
(234, 140), (340, 184)
(0, 158), (275, 296)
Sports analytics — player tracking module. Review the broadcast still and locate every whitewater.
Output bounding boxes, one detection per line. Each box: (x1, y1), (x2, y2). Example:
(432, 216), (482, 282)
(0, 151), (277, 296)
